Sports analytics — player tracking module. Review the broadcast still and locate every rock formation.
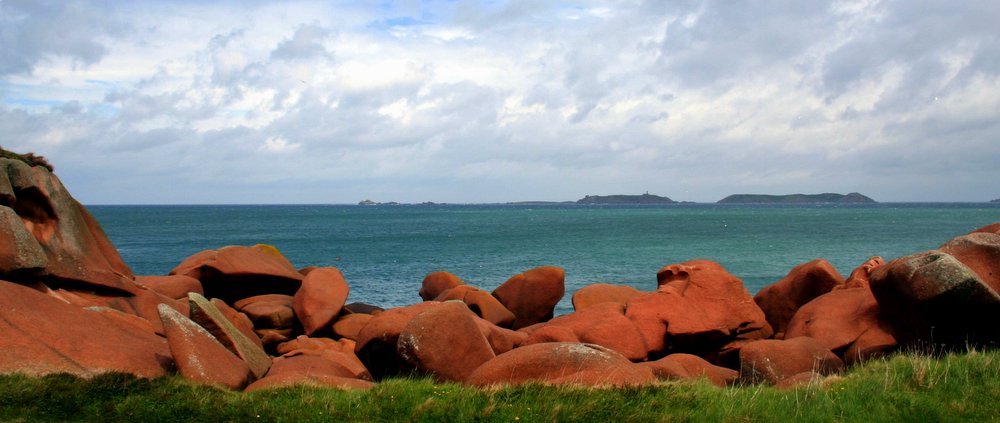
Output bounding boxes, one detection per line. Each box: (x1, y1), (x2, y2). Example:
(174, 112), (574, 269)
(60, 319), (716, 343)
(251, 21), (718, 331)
(2, 153), (1000, 391)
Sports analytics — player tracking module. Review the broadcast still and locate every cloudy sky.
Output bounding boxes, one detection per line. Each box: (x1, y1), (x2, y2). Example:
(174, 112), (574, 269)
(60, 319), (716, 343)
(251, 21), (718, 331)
(2, 0), (998, 204)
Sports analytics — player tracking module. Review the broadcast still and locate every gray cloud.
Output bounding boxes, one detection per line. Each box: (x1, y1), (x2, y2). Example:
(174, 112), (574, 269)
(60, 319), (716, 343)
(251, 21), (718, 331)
(0, 0), (122, 75)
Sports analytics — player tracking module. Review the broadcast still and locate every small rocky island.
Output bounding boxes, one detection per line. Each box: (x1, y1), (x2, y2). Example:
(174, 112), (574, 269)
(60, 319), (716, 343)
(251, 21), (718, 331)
(717, 192), (876, 204)
(576, 193), (677, 205)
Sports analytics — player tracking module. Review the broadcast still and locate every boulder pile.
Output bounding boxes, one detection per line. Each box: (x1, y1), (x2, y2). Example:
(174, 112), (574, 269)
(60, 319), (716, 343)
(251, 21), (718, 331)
(2, 156), (1000, 390)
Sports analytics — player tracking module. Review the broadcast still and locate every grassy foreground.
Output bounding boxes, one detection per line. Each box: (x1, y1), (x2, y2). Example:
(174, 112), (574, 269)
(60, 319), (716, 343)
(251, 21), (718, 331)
(2, 350), (999, 422)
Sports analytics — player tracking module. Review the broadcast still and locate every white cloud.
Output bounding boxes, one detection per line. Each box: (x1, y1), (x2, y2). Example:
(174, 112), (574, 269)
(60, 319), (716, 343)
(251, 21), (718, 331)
(1, 0), (998, 204)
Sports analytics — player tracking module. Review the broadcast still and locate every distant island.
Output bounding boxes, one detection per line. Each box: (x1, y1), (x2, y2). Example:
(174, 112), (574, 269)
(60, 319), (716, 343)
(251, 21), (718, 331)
(717, 192), (876, 204)
(991, 198), (1000, 203)
(576, 193), (677, 205)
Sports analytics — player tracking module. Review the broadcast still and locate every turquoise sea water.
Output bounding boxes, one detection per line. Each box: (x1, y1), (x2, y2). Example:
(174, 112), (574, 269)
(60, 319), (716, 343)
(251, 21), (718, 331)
(89, 203), (1000, 315)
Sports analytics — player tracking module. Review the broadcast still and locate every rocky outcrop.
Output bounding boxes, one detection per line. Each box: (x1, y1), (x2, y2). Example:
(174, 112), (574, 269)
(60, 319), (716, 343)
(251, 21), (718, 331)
(2, 153), (999, 392)
(492, 266), (565, 329)
(170, 245), (304, 304)
(753, 259), (843, 337)
(0, 279), (172, 377)
(1, 158), (134, 293)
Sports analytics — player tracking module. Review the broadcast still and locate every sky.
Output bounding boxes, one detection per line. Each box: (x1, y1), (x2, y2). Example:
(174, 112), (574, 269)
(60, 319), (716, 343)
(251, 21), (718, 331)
(1, 0), (999, 204)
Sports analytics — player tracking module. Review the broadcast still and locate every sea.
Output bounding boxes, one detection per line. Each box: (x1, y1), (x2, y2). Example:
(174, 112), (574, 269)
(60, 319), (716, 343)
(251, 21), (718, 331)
(89, 203), (1000, 315)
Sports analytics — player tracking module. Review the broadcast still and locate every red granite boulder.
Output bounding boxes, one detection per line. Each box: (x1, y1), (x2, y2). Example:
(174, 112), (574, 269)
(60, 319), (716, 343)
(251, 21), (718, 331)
(472, 318), (527, 355)
(292, 267), (350, 336)
(136, 275), (203, 300)
(571, 283), (644, 311)
(435, 285), (515, 327)
(234, 294), (295, 331)
(0, 158), (136, 294)
(522, 302), (648, 361)
(869, 249), (1000, 347)
(940, 232), (1000, 293)
(842, 256), (885, 289)
(0, 280), (172, 378)
(210, 298), (262, 349)
(492, 266), (565, 329)
(626, 260), (772, 358)
(753, 259), (843, 337)
(739, 337), (844, 385)
(397, 301), (496, 382)
(188, 293), (271, 378)
(54, 284), (188, 336)
(640, 353), (738, 386)
(784, 286), (896, 365)
(419, 271), (465, 301)
(466, 342), (656, 388)
(244, 349), (373, 392)
(354, 301), (442, 379)
(332, 313), (374, 340)
(170, 244), (304, 304)
(158, 304), (253, 390)
(276, 336), (349, 355)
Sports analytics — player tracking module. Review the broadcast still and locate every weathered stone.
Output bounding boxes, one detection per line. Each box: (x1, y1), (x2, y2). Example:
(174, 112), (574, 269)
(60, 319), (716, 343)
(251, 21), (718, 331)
(234, 294), (295, 330)
(276, 336), (352, 356)
(869, 250), (1000, 347)
(136, 275), (203, 300)
(354, 301), (442, 379)
(158, 304), (253, 390)
(170, 244), (304, 304)
(739, 337), (844, 385)
(472, 317), (527, 355)
(571, 283), (644, 311)
(466, 342), (656, 388)
(435, 285), (515, 327)
(640, 353), (738, 386)
(292, 267), (350, 336)
(940, 232), (1000, 293)
(397, 301), (495, 382)
(492, 266), (565, 329)
(344, 302), (384, 315)
(522, 302), (648, 361)
(0, 280), (171, 378)
(785, 286), (897, 365)
(753, 259), (843, 337)
(332, 313), (373, 341)
(188, 292), (271, 379)
(419, 271), (465, 301)
(210, 298), (262, 349)
(626, 260), (772, 358)
(842, 256), (885, 289)
(0, 158), (135, 293)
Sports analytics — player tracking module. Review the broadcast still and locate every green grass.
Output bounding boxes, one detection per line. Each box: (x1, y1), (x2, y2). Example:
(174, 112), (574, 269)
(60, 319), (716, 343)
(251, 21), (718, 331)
(2, 350), (999, 422)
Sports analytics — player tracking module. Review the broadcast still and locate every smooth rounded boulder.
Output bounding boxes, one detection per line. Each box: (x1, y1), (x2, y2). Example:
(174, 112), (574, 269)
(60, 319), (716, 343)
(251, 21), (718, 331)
(136, 275), (203, 300)
(571, 283), (644, 311)
(784, 286), (897, 365)
(626, 260), (772, 358)
(354, 301), (442, 379)
(419, 271), (465, 301)
(397, 301), (495, 382)
(753, 259), (843, 337)
(467, 342), (656, 388)
(869, 250), (1000, 347)
(434, 285), (515, 327)
(0, 280), (172, 378)
(492, 266), (565, 329)
(521, 302), (648, 361)
(640, 353), (738, 387)
(170, 244), (304, 304)
(739, 337), (844, 386)
(292, 267), (350, 336)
